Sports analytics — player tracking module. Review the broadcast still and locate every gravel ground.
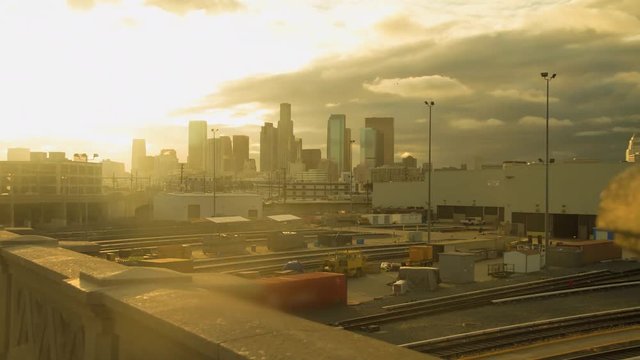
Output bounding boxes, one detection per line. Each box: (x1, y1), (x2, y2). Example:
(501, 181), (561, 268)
(297, 259), (640, 346)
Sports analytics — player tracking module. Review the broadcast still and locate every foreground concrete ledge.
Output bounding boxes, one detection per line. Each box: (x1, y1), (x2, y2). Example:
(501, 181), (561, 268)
(0, 234), (58, 247)
(99, 283), (433, 360)
(80, 266), (192, 287)
(0, 244), (434, 359)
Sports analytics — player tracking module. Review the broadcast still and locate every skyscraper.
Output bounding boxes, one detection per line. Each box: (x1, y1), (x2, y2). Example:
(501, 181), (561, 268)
(365, 117), (394, 165)
(327, 114), (347, 172)
(359, 128), (378, 167)
(302, 149), (321, 170)
(233, 135), (250, 174)
(260, 122), (278, 173)
(345, 128), (352, 172)
(188, 120), (207, 171)
(277, 103), (294, 170)
(626, 133), (640, 162)
(131, 139), (146, 173)
(219, 136), (234, 174)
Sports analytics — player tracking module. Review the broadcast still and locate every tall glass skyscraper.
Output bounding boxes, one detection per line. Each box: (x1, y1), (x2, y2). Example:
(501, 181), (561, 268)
(327, 114), (350, 172)
(188, 120), (207, 171)
(359, 128), (378, 167)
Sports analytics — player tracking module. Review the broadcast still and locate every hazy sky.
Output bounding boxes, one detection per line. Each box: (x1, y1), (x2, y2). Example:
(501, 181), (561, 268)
(1, 0), (638, 170)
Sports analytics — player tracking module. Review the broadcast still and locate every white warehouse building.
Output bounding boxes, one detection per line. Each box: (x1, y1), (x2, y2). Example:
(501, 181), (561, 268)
(373, 162), (635, 239)
(153, 193), (263, 222)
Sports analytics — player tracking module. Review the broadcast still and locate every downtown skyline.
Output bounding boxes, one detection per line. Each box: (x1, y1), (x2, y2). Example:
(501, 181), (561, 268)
(0, 0), (638, 169)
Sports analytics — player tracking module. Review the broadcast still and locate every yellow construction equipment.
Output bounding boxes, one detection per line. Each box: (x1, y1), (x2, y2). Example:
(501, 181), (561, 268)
(323, 250), (366, 277)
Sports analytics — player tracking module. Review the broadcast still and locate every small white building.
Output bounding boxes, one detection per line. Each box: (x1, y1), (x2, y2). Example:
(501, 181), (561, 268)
(503, 250), (541, 273)
(153, 193), (262, 222)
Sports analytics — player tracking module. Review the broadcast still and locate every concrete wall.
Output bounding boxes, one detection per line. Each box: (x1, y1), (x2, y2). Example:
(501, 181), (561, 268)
(0, 236), (431, 360)
(373, 163), (633, 220)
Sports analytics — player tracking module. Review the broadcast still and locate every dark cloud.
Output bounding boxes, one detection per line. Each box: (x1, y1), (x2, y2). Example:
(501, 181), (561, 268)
(144, 0), (243, 15)
(178, 15), (639, 167)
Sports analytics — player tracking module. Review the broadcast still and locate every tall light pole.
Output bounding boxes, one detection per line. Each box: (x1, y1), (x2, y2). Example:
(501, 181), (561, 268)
(541, 72), (556, 267)
(424, 100), (435, 243)
(211, 128), (219, 217)
(350, 139), (355, 213)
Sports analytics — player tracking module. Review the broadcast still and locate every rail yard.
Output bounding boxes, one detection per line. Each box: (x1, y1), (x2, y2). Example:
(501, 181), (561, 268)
(30, 221), (640, 359)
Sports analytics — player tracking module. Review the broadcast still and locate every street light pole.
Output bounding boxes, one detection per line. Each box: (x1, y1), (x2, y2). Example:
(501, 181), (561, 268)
(350, 139), (355, 213)
(424, 100), (435, 243)
(541, 72), (556, 267)
(211, 128), (219, 217)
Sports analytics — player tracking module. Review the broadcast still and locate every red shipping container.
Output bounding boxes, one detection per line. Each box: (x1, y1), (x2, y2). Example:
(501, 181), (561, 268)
(256, 272), (347, 311)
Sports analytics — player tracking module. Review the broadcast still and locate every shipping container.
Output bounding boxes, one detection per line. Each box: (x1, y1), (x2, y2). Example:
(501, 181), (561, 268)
(409, 245), (433, 264)
(317, 233), (353, 247)
(439, 252), (475, 284)
(267, 231), (307, 251)
(554, 240), (622, 265)
(256, 272), (347, 310)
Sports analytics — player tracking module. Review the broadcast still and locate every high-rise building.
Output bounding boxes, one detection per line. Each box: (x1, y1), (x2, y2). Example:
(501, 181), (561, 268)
(365, 117), (394, 165)
(7, 148), (30, 162)
(345, 128), (352, 172)
(626, 133), (640, 162)
(131, 139), (146, 174)
(360, 128), (378, 167)
(232, 135), (250, 174)
(218, 136), (234, 175)
(327, 114), (347, 173)
(302, 149), (321, 170)
(277, 103), (294, 170)
(260, 122), (278, 173)
(188, 120), (207, 171)
(402, 155), (418, 168)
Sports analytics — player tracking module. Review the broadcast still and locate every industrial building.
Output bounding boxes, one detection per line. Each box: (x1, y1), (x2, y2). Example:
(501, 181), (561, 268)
(373, 162), (634, 239)
(153, 192), (263, 221)
(0, 157), (106, 227)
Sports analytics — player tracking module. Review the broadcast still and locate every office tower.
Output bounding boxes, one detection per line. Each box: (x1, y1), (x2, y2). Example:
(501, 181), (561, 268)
(218, 136), (234, 174)
(302, 149), (321, 170)
(7, 148), (30, 161)
(260, 122), (278, 173)
(277, 103), (294, 170)
(188, 120), (207, 171)
(364, 117), (394, 165)
(131, 139), (146, 173)
(344, 128), (352, 172)
(626, 133), (639, 162)
(360, 128), (378, 167)
(293, 138), (302, 163)
(402, 155), (418, 168)
(327, 114), (347, 172)
(233, 135), (250, 174)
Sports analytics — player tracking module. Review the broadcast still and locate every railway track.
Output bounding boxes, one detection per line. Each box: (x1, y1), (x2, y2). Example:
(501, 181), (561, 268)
(401, 307), (640, 359)
(93, 228), (338, 252)
(335, 268), (640, 330)
(193, 244), (411, 274)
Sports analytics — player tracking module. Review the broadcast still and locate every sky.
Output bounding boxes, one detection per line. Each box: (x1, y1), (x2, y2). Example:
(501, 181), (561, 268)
(0, 0), (639, 170)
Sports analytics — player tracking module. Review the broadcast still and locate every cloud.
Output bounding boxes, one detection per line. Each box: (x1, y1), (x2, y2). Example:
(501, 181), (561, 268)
(575, 130), (609, 137)
(144, 0), (243, 15)
(586, 116), (613, 125)
(518, 116), (574, 127)
(67, 0), (118, 10)
(363, 75), (472, 99)
(613, 126), (640, 133)
(375, 14), (425, 37)
(450, 118), (505, 130)
(490, 88), (558, 103)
